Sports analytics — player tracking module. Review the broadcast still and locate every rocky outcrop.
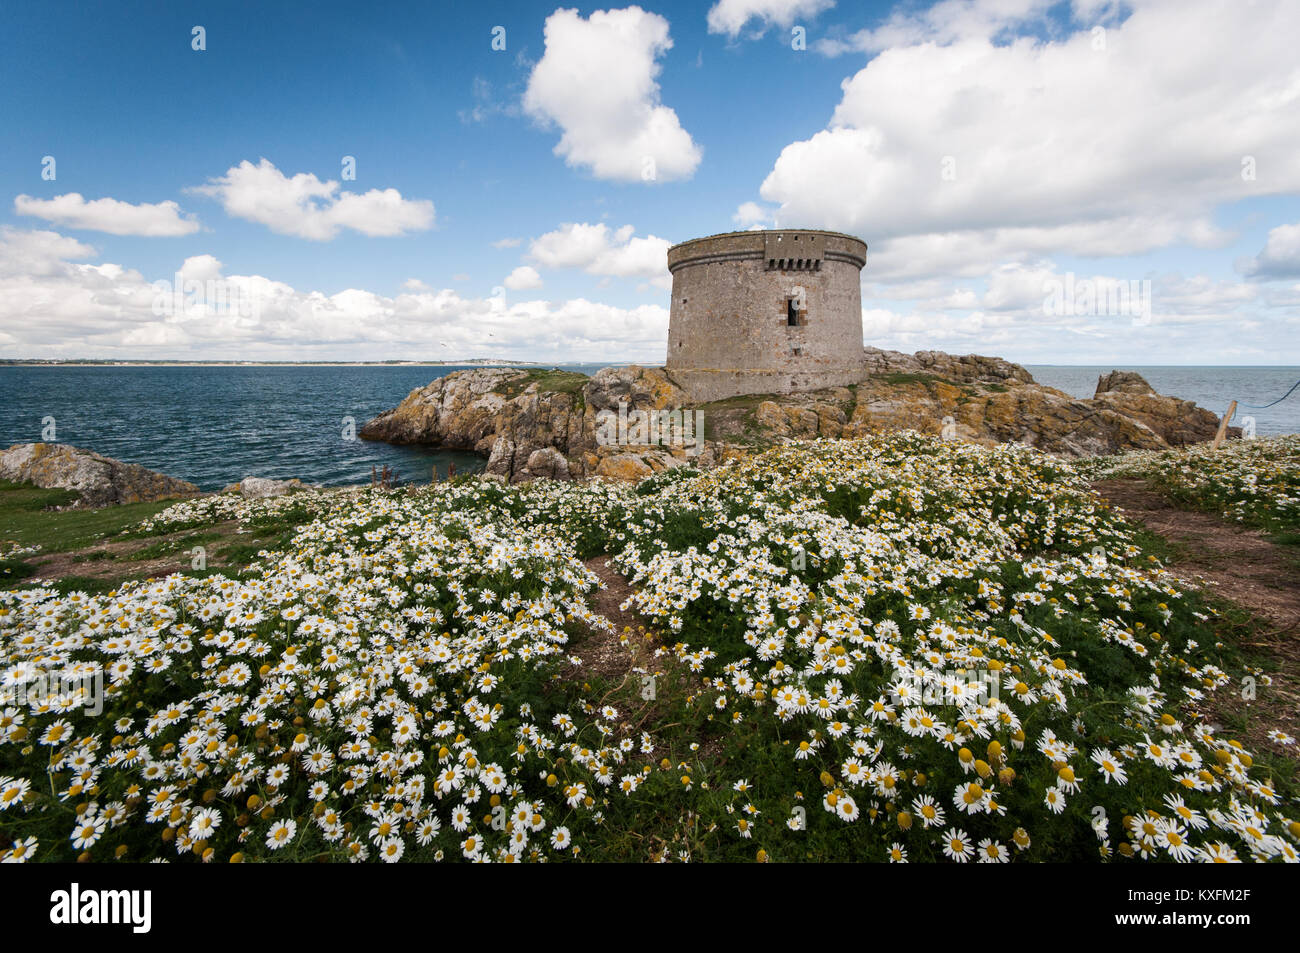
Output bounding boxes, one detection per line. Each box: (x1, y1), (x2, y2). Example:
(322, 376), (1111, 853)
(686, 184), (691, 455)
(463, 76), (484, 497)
(1095, 370), (1155, 396)
(221, 476), (310, 498)
(729, 363), (1225, 456)
(359, 353), (1234, 481)
(359, 368), (592, 482)
(360, 366), (699, 483)
(863, 347), (1035, 384)
(844, 377), (1179, 456)
(1090, 371), (1232, 447)
(0, 443), (199, 506)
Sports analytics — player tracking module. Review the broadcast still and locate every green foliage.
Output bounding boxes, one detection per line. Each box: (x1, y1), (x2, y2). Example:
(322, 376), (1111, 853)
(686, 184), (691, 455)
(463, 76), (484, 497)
(492, 368), (589, 400)
(0, 480), (177, 553)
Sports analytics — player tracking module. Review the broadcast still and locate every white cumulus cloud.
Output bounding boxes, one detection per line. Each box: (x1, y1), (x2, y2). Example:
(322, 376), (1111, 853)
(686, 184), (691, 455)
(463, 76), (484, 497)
(527, 222), (672, 287)
(733, 201), (773, 227)
(754, 0), (1300, 281)
(816, 0), (1054, 56)
(504, 265), (543, 290)
(190, 159), (435, 240)
(1240, 223), (1300, 279)
(14, 193), (200, 236)
(523, 7), (701, 183)
(0, 228), (667, 363)
(707, 0), (835, 38)
(0, 227), (98, 277)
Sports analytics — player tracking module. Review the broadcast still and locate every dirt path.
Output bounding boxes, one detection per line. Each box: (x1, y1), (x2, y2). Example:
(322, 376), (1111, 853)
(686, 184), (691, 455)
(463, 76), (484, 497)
(571, 556), (650, 683)
(23, 520), (245, 587)
(1093, 478), (1300, 637)
(1094, 478), (1300, 755)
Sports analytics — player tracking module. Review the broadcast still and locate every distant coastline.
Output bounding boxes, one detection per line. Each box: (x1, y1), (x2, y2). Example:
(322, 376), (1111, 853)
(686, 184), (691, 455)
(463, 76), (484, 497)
(0, 359), (551, 368)
(3, 359), (1295, 368)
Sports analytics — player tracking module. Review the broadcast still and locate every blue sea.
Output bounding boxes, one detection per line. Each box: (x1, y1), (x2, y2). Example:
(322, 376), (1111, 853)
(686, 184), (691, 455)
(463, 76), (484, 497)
(1, 363), (1296, 490)
(0, 364), (604, 491)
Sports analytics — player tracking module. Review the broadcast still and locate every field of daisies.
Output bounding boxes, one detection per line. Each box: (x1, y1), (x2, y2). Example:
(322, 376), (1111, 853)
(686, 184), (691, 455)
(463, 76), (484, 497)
(2, 432), (1297, 863)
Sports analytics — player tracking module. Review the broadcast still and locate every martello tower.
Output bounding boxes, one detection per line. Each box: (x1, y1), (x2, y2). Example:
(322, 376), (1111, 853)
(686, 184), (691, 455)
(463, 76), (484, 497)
(664, 229), (868, 402)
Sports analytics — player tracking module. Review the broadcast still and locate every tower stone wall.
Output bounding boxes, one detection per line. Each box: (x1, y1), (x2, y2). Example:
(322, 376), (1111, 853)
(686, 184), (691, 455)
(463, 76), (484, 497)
(664, 229), (868, 402)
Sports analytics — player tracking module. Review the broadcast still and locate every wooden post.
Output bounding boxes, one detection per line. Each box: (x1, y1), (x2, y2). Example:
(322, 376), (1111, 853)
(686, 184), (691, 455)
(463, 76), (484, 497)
(1212, 399), (1237, 450)
(431, 465), (438, 483)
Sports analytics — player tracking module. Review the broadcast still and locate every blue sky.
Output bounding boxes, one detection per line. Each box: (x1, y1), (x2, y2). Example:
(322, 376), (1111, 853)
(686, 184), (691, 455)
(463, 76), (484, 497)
(2, 0), (1298, 364)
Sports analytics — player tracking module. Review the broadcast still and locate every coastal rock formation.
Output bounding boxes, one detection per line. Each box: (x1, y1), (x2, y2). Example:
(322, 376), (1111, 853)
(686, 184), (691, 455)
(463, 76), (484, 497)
(359, 352), (1234, 481)
(0, 442), (199, 506)
(359, 368), (593, 482)
(360, 365), (695, 483)
(221, 476), (310, 498)
(1090, 371), (1231, 447)
(861, 347), (1035, 385)
(1094, 370), (1156, 396)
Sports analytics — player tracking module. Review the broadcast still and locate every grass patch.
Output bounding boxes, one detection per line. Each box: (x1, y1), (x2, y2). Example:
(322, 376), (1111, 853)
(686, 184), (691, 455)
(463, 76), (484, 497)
(0, 480), (178, 553)
(0, 558), (38, 584)
(493, 368), (589, 400)
(695, 393), (781, 447)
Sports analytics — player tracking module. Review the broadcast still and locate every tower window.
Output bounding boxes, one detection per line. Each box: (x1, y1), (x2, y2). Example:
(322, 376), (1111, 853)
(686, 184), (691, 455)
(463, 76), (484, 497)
(787, 299), (798, 326)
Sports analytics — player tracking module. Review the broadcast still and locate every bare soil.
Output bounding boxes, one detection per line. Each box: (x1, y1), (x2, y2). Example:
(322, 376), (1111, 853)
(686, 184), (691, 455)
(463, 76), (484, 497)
(23, 521), (247, 586)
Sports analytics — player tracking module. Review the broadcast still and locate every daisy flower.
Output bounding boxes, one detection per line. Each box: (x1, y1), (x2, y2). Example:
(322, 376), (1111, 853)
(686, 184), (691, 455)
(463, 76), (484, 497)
(1091, 748), (1127, 785)
(942, 827), (973, 863)
(265, 819), (297, 850)
(1044, 787), (1067, 814)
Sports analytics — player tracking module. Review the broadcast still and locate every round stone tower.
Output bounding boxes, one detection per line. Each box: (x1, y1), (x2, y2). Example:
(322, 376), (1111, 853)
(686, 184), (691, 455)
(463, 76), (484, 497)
(664, 229), (868, 402)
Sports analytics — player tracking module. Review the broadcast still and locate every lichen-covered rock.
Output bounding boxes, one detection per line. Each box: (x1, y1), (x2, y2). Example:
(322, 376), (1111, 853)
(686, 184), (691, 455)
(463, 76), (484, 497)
(515, 447), (571, 483)
(841, 370), (1223, 456)
(1095, 370), (1156, 396)
(863, 347), (1035, 384)
(221, 477), (309, 498)
(361, 368), (591, 482)
(586, 365), (693, 415)
(0, 443), (199, 507)
(359, 353), (1233, 482)
(1091, 389), (1231, 447)
(593, 453), (656, 481)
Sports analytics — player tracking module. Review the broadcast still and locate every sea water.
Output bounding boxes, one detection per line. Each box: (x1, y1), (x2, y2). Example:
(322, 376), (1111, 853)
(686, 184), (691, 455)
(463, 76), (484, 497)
(1, 363), (1295, 491)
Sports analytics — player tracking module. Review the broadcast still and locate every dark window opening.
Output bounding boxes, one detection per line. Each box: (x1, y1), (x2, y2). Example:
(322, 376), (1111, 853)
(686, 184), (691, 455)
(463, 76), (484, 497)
(793, 346), (803, 356)
(787, 299), (799, 326)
